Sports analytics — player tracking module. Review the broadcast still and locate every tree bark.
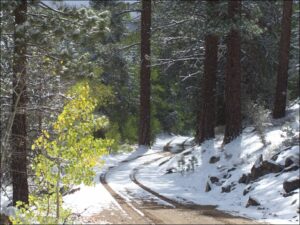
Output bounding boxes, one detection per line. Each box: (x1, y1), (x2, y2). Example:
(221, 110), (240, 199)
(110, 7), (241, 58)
(272, 0), (293, 119)
(11, 0), (29, 205)
(223, 0), (242, 145)
(138, 0), (151, 146)
(196, 1), (219, 145)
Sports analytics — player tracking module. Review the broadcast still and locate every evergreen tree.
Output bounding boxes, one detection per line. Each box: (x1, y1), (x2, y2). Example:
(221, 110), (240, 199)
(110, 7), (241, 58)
(223, 0), (242, 144)
(273, 0), (293, 118)
(139, 0), (151, 146)
(11, 0), (29, 206)
(196, 0), (219, 144)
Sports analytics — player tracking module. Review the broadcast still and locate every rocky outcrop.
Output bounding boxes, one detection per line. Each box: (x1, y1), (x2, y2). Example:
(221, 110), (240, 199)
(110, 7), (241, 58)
(250, 160), (283, 180)
(209, 156), (220, 164)
(239, 156), (284, 184)
(205, 182), (212, 192)
(283, 177), (300, 193)
(221, 185), (232, 193)
(246, 196), (260, 208)
(243, 185), (253, 196)
(209, 176), (219, 184)
(239, 173), (251, 184)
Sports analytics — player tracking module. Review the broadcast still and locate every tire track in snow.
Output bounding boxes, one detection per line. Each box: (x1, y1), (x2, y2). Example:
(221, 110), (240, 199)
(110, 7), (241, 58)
(101, 149), (257, 224)
(100, 154), (166, 224)
(130, 153), (260, 224)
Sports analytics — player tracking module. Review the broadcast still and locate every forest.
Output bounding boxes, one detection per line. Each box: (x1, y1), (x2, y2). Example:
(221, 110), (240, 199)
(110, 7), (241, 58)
(0, 0), (299, 224)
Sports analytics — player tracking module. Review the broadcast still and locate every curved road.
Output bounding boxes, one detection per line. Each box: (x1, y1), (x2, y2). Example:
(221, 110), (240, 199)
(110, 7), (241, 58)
(95, 149), (259, 224)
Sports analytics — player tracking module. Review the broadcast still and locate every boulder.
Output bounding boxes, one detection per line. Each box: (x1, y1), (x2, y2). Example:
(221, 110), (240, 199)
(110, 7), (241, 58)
(227, 167), (236, 172)
(209, 156), (220, 164)
(165, 167), (176, 174)
(243, 185), (252, 196)
(205, 182), (212, 192)
(285, 155), (299, 167)
(250, 160), (283, 180)
(283, 164), (299, 173)
(239, 173), (251, 184)
(223, 173), (232, 179)
(246, 196), (260, 208)
(163, 141), (172, 151)
(285, 157), (295, 167)
(221, 185), (232, 193)
(209, 176), (219, 184)
(283, 178), (300, 193)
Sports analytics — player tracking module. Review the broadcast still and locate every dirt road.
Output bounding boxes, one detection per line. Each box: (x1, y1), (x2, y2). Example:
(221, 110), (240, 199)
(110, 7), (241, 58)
(83, 152), (259, 224)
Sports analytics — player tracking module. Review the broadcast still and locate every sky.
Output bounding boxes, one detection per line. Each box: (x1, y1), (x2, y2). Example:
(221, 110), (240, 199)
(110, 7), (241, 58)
(43, 0), (138, 8)
(43, 1), (90, 8)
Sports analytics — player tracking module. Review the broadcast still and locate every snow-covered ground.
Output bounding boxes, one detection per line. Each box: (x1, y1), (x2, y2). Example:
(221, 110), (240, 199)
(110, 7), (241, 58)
(136, 102), (299, 224)
(1, 102), (299, 224)
(62, 152), (131, 217)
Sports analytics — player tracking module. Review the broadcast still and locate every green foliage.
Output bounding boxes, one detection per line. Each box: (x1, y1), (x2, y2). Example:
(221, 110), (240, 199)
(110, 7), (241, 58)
(10, 81), (113, 224)
(10, 196), (71, 224)
(122, 115), (138, 144)
(105, 122), (121, 153)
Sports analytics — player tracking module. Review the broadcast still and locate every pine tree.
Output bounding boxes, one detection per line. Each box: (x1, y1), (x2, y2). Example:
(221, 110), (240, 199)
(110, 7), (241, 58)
(273, 0), (293, 119)
(196, 0), (219, 144)
(11, 0), (29, 205)
(139, 0), (152, 146)
(223, 0), (242, 145)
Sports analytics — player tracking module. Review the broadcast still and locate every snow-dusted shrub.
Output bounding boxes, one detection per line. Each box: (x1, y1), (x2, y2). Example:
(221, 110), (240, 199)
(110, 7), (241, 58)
(244, 100), (269, 146)
(10, 82), (112, 224)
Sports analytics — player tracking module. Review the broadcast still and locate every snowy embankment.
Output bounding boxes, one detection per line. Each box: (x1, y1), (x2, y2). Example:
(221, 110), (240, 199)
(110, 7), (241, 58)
(1, 103), (298, 224)
(62, 153), (130, 217)
(136, 102), (299, 224)
(62, 137), (175, 220)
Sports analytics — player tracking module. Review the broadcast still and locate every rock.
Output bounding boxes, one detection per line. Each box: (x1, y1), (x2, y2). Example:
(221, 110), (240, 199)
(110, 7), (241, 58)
(205, 182), (211, 192)
(291, 200), (297, 205)
(165, 167), (176, 174)
(285, 157), (295, 167)
(283, 191), (297, 197)
(285, 155), (299, 167)
(250, 160), (283, 180)
(163, 141), (172, 151)
(283, 178), (300, 193)
(209, 176), (219, 184)
(223, 173), (232, 179)
(221, 184), (233, 193)
(283, 164), (299, 173)
(239, 173), (251, 184)
(227, 167), (236, 172)
(209, 156), (220, 164)
(246, 197), (260, 208)
(271, 154), (278, 161)
(243, 185), (252, 196)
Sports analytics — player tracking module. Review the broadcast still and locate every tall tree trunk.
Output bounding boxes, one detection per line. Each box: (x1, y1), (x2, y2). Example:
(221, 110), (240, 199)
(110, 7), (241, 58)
(223, 0), (242, 145)
(196, 0), (219, 145)
(11, 0), (29, 205)
(138, 0), (151, 146)
(272, 0), (293, 119)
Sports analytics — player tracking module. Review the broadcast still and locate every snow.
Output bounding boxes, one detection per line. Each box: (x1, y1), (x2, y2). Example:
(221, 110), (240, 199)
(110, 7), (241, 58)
(63, 183), (122, 217)
(1, 103), (299, 224)
(134, 102), (300, 224)
(62, 153), (131, 218)
(0, 186), (14, 217)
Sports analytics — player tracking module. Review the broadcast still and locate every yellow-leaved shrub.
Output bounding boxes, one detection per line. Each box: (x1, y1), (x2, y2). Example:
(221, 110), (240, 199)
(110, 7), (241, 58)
(11, 81), (113, 224)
